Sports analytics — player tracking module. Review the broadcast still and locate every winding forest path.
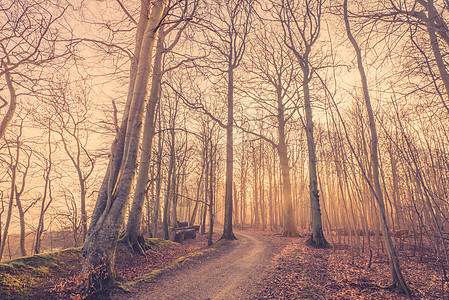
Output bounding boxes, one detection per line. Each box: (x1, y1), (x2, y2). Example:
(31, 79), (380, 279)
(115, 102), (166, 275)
(113, 230), (279, 300)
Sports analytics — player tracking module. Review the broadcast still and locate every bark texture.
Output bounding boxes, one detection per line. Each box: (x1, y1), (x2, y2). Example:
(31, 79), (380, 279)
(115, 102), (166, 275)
(81, 1), (167, 297)
(222, 67), (237, 240)
(124, 27), (166, 252)
(0, 69), (16, 139)
(276, 85), (299, 236)
(303, 74), (327, 247)
(344, 1), (411, 296)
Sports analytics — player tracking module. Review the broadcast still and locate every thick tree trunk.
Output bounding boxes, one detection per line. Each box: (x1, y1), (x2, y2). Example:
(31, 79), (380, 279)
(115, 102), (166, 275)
(222, 67), (236, 240)
(302, 74), (327, 247)
(424, 0), (449, 114)
(276, 86), (298, 236)
(278, 141), (298, 236)
(124, 27), (165, 251)
(87, 1), (149, 234)
(344, 1), (411, 296)
(81, 1), (166, 297)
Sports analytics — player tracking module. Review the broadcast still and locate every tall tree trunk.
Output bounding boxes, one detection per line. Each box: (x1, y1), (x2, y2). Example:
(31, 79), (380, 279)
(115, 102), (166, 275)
(424, 0), (449, 115)
(242, 160), (247, 228)
(171, 162), (178, 231)
(222, 67), (236, 240)
(276, 85), (298, 236)
(240, 136), (246, 227)
(190, 167), (203, 226)
(14, 137), (29, 257)
(124, 27), (166, 252)
(80, 178), (87, 243)
(389, 143), (401, 231)
(233, 182), (238, 226)
(303, 73), (327, 247)
(273, 152), (279, 228)
(278, 140), (298, 236)
(201, 138), (209, 234)
(268, 151), (274, 231)
(81, 1), (167, 296)
(153, 110), (163, 238)
(164, 144), (175, 240)
(344, 1), (411, 296)
(15, 187), (26, 257)
(87, 1), (150, 233)
(208, 141), (214, 246)
(252, 145), (260, 227)
(260, 143), (266, 230)
(0, 150), (17, 260)
(34, 127), (53, 255)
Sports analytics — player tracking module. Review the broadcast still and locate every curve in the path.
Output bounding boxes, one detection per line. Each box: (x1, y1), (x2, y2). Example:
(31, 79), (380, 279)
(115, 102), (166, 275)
(117, 231), (275, 300)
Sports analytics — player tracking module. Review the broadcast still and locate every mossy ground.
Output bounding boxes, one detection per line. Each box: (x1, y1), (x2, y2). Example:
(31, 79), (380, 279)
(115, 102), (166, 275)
(0, 239), (177, 299)
(0, 236), (219, 299)
(0, 248), (82, 299)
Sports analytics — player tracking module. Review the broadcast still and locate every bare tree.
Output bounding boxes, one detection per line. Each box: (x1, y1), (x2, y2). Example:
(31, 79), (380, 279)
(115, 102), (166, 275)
(33, 121), (55, 255)
(0, 123), (22, 259)
(50, 81), (95, 244)
(82, 1), (168, 295)
(272, 0), (328, 246)
(14, 124), (33, 257)
(238, 21), (300, 235)
(124, 0), (197, 251)
(344, 0), (411, 295)
(194, 0), (254, 240)
(0, 1), (69, 139)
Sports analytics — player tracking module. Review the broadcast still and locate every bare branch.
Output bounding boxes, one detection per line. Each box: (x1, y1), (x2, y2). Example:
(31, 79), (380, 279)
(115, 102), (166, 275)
(115, 0), (137, 25)
(164, 80), (227, 129)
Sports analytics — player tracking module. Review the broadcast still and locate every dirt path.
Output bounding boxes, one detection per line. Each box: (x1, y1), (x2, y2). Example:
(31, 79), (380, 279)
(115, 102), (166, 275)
(113, 230), (279, 300)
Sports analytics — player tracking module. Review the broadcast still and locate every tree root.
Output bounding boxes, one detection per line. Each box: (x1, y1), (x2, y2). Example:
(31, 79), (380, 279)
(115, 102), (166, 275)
(305, 235), (330, 248)
(118, 231), (150, 255)
(382, 282), (411, 296)
(219, 232), (238, 241)
(281, 230), (301, 237)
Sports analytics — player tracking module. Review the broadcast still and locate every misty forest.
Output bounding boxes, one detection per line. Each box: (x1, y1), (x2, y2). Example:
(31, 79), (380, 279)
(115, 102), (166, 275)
(0, 0), (448, 299)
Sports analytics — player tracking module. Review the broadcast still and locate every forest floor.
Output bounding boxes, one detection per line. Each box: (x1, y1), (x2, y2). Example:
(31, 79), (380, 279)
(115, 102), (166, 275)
(111, 229), (288, 299)
(112, 227), (445, 300)
(0, 227), (445, 299)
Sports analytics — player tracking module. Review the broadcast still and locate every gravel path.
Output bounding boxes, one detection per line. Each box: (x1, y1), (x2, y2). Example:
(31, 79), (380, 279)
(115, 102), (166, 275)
(113, 230), (278, 300)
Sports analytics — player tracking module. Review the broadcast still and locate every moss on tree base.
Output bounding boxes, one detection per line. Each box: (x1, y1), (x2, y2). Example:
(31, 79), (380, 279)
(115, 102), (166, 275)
(305, 235), (330, 248)
(281, 231), (301, 237)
